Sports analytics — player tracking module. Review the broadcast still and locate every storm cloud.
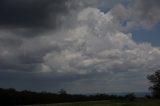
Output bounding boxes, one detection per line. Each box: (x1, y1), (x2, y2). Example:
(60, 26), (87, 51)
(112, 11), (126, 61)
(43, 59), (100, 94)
(0, 0), (71, 29)
(1, 0), (160, 93)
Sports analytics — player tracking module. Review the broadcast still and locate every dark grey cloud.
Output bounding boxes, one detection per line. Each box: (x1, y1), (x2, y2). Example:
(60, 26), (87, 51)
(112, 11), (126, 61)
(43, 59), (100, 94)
(0, 0), (74, 70)
(0, 0), (70, 29)
(0, 38), (62, 72)
(0, 0), (104, 37)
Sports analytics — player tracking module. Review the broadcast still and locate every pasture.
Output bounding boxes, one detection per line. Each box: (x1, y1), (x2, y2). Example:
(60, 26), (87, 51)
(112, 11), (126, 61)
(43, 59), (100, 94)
(23, 100), (160, 106)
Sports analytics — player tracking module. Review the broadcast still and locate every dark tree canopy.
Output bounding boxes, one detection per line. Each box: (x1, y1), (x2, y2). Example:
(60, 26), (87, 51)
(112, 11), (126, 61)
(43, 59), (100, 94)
(147, 70), (160, 98)
(0, 88), (132, 105)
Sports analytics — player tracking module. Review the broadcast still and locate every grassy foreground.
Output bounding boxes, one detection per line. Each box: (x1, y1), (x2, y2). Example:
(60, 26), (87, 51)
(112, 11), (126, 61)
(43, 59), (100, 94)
(23, 100), (160, 106)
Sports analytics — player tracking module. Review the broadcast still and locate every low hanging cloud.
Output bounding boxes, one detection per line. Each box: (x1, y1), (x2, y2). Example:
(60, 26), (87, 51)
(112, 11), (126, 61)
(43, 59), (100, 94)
(0, 0), (160, 93)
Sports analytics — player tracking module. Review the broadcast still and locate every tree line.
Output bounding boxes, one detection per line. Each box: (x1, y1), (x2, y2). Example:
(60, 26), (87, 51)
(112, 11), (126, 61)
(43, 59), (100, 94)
(0, 88), (136, 105)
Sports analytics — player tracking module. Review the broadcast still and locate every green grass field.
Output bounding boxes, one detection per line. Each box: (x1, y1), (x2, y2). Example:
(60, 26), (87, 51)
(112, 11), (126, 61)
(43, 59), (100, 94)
(24, 100), (160, 106)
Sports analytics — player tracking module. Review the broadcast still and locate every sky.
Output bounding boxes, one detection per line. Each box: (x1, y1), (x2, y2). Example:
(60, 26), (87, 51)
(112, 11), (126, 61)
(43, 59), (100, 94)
(0, 0), (160, 94)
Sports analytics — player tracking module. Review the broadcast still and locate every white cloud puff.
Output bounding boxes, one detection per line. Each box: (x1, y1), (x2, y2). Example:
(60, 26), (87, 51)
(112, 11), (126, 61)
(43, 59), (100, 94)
(40, 7), (160, 76)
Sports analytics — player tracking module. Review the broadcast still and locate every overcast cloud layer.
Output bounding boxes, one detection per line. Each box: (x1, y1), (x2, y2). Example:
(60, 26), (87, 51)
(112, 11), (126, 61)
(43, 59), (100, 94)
(1, 0), (160, 93)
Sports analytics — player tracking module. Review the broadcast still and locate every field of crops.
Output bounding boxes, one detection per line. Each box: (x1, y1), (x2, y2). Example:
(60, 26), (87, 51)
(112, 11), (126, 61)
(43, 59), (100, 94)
(24, 100), (160, 106)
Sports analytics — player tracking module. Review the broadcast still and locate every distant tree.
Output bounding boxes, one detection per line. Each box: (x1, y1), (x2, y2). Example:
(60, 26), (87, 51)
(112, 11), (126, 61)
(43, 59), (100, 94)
(147, 70), (160, 98)
(145, 95), (151, 99)
(58, 89), (67, 95)
(125, 93), (136, 101)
